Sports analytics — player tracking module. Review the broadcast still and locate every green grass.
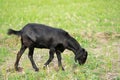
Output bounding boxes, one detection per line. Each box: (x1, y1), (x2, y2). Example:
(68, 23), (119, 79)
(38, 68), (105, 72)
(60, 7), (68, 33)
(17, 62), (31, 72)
(0, 0), (120, 80)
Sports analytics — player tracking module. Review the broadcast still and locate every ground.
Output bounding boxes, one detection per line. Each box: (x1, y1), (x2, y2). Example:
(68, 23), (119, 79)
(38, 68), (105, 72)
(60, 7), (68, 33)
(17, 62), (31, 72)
(0, 0), (120, 80)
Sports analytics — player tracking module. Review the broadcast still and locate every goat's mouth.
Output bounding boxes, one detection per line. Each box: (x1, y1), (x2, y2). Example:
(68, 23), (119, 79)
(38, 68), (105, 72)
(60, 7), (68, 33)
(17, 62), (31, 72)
(76, 58), (85, 65)
(75, 56), (87, 65)
(74, 58), (85, 65)
(78, 59), (85, 65)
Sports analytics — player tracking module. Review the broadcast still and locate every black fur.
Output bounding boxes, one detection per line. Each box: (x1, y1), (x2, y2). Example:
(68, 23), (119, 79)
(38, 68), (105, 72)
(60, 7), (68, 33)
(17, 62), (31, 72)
(8, 23), (88, 71)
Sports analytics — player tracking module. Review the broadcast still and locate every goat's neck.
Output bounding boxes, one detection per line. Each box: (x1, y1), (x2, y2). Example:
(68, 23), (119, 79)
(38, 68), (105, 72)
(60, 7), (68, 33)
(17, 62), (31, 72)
(67, 37), (81, 55)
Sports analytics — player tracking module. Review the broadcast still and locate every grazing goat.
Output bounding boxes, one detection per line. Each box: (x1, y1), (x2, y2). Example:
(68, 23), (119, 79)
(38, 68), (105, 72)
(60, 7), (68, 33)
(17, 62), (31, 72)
(7, 23), (88, 71)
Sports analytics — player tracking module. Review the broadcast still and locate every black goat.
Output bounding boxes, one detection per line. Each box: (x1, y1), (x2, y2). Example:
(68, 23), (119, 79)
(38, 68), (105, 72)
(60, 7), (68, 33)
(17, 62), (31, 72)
(7, 23), (88, 71)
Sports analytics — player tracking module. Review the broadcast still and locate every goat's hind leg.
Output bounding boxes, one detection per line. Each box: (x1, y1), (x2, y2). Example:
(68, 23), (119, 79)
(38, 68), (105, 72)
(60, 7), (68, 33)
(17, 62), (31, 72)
(28, 47), (39, 71)
(14, 45), (26, 71)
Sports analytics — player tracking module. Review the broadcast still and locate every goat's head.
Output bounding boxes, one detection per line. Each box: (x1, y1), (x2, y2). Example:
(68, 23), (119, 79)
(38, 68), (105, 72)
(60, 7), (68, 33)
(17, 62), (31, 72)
(75, 48), (88, 65)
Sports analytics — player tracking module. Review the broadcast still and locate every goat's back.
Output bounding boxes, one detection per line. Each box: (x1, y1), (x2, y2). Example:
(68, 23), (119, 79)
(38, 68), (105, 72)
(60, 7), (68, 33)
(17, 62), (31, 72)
(21, 23), (70, 45)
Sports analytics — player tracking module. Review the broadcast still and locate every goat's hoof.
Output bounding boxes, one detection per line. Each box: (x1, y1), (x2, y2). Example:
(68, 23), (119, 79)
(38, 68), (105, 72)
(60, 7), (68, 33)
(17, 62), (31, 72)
(59, 67), (65, 71)
(61, 67), (65, 71)
(43, 65), (46, 70)
(35, 68), (39, 72)
(62, 68), (65, 71)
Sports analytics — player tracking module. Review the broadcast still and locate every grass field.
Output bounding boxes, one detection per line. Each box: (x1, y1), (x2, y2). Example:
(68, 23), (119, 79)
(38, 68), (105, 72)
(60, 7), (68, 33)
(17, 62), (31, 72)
(0, 0), (120, 80)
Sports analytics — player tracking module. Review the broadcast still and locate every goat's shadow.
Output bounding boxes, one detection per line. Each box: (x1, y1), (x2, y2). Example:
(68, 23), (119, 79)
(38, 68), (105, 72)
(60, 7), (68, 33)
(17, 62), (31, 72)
(6, 67), (24, 73)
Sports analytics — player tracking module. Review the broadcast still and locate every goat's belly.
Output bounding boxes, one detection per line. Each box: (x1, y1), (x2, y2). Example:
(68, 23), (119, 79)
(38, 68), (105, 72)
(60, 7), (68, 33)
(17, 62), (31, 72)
(33, 43), (48, 49)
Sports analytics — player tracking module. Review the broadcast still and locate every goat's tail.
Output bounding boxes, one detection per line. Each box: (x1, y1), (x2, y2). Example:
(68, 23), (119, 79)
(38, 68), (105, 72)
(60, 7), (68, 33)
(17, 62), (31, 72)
(7, 29), (22, 36)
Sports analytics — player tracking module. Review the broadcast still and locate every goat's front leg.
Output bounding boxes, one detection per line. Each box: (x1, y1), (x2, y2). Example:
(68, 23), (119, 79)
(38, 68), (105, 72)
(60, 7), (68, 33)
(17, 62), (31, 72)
(56, 51), (64, 71)
(15, 45), (26, 71)
(28, 47), (39, 71)
(43, 48), (55, 69)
